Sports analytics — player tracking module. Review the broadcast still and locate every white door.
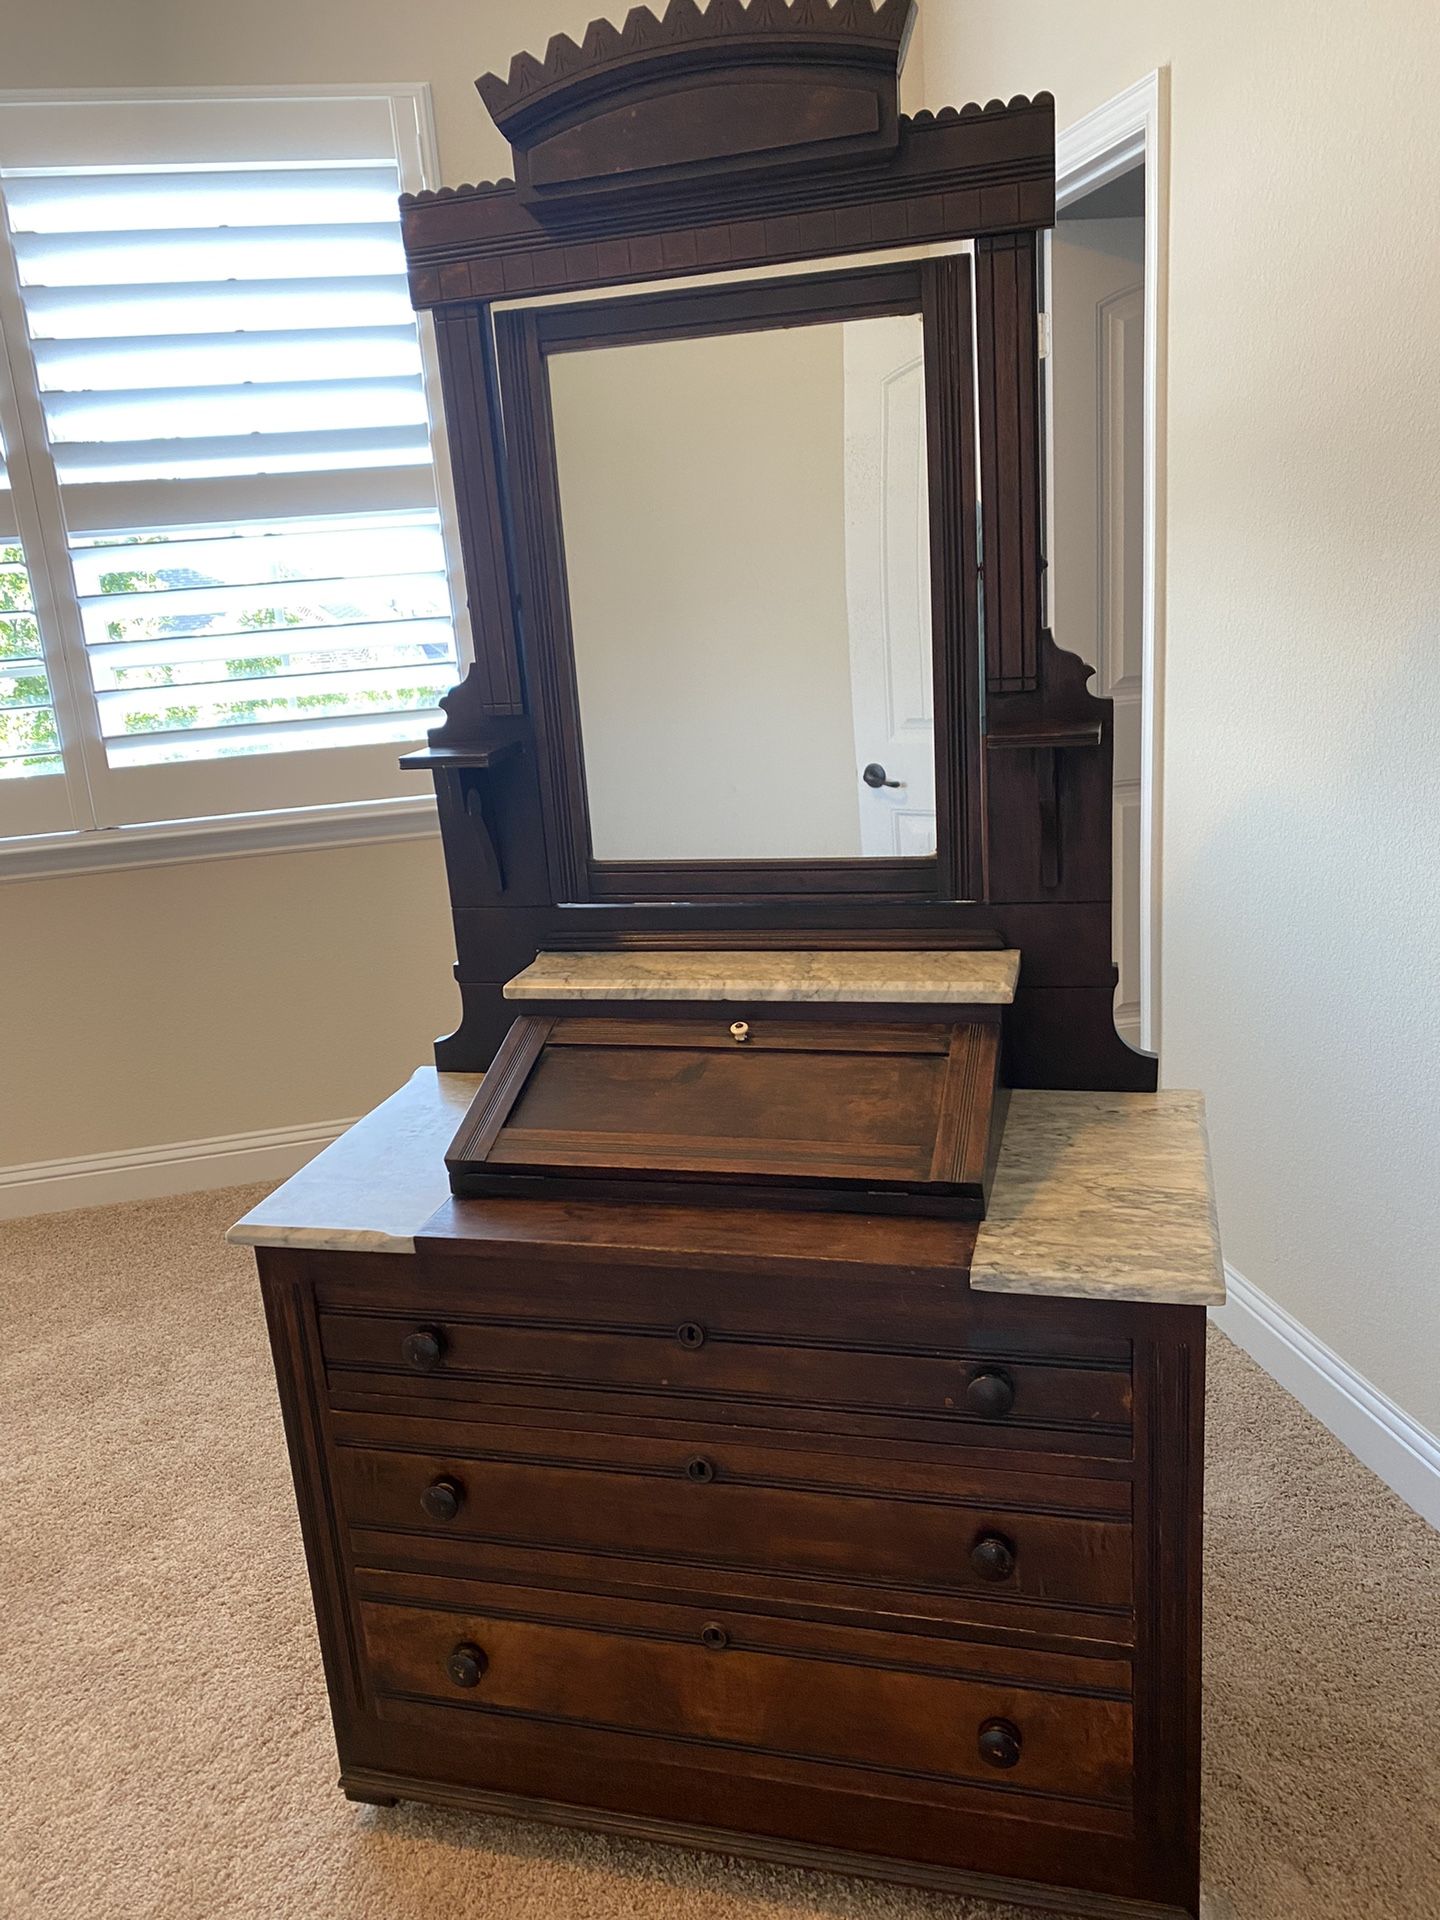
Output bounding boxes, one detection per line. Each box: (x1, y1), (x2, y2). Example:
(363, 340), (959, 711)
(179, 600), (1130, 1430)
(1049, 216), (1145, 1043)
(843, 312), (937, 858)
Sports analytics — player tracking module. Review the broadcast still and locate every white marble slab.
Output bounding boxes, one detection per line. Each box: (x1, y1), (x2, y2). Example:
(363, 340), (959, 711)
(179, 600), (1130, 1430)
(228, 1067), (1223, 1308)
(503, 948), (1021, 1005)
(971, 1090), (1225, 1306)
(225, 1068), (482, 1256)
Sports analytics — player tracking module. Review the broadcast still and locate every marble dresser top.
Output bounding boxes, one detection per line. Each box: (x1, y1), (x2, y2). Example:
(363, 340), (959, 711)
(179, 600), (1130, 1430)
(229, 1068), (1222, 1306)
(504, 948), (1021, 1005)
(226, 1068), (482, 1256)
(970, 1090), (1225, 1306)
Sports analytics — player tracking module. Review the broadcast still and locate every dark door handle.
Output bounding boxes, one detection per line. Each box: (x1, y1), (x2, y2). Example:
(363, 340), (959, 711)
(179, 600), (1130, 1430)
(862, 762), (901, 789)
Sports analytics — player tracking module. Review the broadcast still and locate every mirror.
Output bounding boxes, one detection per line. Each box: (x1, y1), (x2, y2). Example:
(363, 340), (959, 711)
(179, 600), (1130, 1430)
(546, 312), (935, 863)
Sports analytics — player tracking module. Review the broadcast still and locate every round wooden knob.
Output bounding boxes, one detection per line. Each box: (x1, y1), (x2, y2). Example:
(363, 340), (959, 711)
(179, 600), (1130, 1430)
(966, 1369), (1015, 1418)
(446, 1642), (487, 1689)
(421, 1476), (463, 1522)
(970, 1532), (1016, 1582)
(676, 1322), (707, 1350)
(402, 1327), (445, 1372)
(684, 1455), (717, 1484)
(978, 1718), (1022, 1769)
(700, 1623), (729, 1651)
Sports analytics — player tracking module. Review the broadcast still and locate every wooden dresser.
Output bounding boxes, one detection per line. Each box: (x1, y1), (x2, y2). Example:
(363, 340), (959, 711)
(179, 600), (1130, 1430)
(234, 6), (1226, 1911)
(234, 1072), (1222, 1919)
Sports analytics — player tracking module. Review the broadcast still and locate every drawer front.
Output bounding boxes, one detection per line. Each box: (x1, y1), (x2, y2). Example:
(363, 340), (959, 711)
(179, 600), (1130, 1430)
(333, 1424), (1132, 1617)
(318, 1307), (1132, 1452)
(356, 1585), (1133, 1807)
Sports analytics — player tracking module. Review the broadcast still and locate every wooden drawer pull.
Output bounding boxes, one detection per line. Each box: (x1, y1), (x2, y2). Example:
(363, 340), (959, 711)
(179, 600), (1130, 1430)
(675, 1321), (707, 1349)
(446, 1642), (488, 1689)
(420, 1476), (463, 1522)
(700, 1622), (730, 1651)
(684, 1455), (717, 1484)
(965, 1369), (1015, 1418)
(969, 1531), (1016, 1582)
(401, 1327), (445, 1372)
(978, 1718), (1022, 1769)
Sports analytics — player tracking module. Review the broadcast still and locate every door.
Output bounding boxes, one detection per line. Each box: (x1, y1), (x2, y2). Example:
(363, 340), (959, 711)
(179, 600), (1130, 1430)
(1049, 210), (1145, 1044)
(843, 312), (937, 858)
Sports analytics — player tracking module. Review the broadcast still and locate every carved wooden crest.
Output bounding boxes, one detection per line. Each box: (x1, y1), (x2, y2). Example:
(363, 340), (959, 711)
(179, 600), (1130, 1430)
(475, 0), (918, 210)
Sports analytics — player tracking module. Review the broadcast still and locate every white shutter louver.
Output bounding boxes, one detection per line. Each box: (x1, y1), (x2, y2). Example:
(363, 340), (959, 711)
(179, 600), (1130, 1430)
(0, 134), (460, 823)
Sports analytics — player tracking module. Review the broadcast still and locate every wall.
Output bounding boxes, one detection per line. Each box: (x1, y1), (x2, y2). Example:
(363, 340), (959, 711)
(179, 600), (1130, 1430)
(551, 325), (860, 861)
(3, 2), (928, 1173)
(926, 0), (1440, 1434)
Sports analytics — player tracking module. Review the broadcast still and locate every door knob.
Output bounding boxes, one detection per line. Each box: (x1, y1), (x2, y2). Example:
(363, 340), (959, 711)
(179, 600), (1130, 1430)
(862, 762), (901, 789)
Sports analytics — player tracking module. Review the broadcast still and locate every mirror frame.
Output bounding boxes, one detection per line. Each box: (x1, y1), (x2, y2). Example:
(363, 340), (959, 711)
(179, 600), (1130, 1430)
(493, 260), (983, 904)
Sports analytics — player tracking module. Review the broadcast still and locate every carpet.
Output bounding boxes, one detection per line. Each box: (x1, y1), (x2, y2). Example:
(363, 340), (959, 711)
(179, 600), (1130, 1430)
(2, 1187), (1436, 1919)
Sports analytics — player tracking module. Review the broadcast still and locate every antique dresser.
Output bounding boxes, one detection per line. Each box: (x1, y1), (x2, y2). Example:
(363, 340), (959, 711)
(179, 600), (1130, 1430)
(230, 7), (1225, 1916)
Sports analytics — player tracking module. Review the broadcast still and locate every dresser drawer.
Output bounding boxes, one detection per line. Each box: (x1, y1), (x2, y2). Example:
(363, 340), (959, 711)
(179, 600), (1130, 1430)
(355, 1578), (1133, 1808)
(318, 1305), (1132, 1454)
(332, 1417), (1132, 1630)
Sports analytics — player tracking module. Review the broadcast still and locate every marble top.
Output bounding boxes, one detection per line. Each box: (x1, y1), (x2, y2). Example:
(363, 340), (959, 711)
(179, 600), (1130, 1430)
(503, 949), (1021, 1005)
(226, 1068), (482, 1256)
(970, 1090), (1225, 1306)
(228, 1068), (1222, 1307)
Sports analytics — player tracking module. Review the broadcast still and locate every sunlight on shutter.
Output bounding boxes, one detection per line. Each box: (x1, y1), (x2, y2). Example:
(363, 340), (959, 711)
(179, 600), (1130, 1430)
(5, 161), (458, 771)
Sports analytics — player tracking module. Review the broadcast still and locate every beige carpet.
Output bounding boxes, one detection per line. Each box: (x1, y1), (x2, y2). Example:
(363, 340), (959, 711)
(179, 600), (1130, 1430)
(2, 1187), (1437, 1920)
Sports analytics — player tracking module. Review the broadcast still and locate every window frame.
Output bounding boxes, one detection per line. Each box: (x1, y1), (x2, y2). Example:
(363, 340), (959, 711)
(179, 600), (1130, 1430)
(0, 83), (470, 879)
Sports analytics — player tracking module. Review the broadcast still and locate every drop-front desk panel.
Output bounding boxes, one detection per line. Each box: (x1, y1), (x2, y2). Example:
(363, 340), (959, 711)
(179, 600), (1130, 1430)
(232, 1071), (1223, 1920)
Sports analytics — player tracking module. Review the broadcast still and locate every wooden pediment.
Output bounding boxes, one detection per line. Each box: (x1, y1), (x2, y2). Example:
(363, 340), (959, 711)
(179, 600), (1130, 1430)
(475, 0), (918, 210)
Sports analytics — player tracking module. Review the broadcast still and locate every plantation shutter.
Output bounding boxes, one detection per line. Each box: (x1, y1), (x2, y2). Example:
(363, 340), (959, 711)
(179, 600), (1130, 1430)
(0, 92), (463, 831)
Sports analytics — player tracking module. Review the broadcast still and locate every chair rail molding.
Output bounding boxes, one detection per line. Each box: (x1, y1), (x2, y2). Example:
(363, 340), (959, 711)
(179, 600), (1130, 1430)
(1055, 69), (1168, 1058)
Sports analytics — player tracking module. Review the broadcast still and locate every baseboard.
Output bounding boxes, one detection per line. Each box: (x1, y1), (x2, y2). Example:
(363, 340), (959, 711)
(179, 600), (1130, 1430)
(0, 1115), (356, 1222)
(1212, 1264), (1440, 1530)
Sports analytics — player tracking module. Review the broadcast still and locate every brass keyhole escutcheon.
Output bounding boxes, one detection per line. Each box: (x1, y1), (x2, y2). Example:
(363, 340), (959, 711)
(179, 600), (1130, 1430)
(729, 1021), (751, 1043)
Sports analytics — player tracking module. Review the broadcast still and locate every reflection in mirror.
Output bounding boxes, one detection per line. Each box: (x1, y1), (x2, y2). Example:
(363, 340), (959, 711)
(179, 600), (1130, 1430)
(547, 313), (934, 863)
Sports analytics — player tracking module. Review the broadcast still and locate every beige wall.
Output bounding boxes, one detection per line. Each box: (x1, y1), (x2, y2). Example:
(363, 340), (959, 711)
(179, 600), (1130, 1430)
(4, 1), (929, 1171)
(551, 325), (861, 861)
(926, 1), (1440, 1431)
(11, 3), (1438, 1446)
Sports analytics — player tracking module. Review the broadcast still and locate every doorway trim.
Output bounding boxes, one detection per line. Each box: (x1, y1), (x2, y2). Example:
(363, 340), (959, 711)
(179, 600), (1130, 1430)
(1055, 70), (1169, 1057)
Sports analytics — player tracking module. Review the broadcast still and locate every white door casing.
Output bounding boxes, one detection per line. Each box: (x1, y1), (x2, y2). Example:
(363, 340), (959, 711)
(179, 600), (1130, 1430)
(843, 312), (937, 858)
(1050, 219), (1145, 1046)
(1053, 72), (1168, 1058)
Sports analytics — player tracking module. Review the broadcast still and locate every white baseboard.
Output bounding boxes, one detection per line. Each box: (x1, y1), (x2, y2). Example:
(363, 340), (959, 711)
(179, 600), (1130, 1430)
(0, 1116), (356, 1222)
(1213, 1264), (1440, 1530)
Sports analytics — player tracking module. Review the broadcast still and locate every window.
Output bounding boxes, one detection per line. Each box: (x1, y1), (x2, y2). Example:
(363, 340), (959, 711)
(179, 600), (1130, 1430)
(0, 88), (466, 859)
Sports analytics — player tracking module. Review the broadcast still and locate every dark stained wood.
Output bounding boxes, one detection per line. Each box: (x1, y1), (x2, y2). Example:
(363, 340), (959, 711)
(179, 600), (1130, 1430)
(255, 1228), (1204, 1915)
(356, 1590), (1133, 1801)
(444, 1012), (1002, 1217)
(476, 0), (917, 212)
(400, 99), (1056, 310)
(248, 15), (1203, 1914)
(493, 264), (966, 909)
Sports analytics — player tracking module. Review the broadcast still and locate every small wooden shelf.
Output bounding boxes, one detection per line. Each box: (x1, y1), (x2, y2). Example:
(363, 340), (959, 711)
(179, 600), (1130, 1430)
(985, 721), (1104, 750)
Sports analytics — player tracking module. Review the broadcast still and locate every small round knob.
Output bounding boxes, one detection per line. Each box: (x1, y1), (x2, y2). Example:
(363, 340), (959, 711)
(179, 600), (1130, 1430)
(970, 1532), (1016, 1582)
(421, 1476), (463, 1522)
(729, 1021), (751, 1043)
(966, 1369), (1015, 1418)
(402, 1327), (445, 1372)
(978, 1718), (1022, 1769)
(700, 1623), (729, 1651)
(675, 1321), (706, 1350)
(684, 1455), (717, 1484)
(446, 1642), (487, 1689)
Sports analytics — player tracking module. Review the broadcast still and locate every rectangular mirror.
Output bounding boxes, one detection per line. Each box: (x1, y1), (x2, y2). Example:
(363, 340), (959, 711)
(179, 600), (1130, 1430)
(495, 261), (979, 902)
(548, 310), (934, 862)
